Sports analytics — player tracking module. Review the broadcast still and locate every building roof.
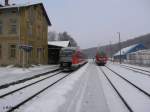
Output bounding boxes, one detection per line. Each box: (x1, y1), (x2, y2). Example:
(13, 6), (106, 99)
(48, 41), (70, 48)
(0, 3), (51, 26)
(114, 44), (144, 56)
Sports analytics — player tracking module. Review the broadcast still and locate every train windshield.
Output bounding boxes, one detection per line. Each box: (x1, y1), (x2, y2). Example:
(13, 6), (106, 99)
(60, 49), (76, 57)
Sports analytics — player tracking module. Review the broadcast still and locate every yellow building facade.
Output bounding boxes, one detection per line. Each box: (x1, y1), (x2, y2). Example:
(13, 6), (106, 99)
(0, 3), (51, 66)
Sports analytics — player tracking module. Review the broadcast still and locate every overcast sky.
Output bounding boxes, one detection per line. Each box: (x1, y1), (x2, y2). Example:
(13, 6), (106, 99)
(3, 0), (150, 49)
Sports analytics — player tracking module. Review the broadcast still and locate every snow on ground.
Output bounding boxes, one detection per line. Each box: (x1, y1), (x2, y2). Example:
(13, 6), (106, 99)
(121, 63), (150, 72)
(102, 66), (150, 112)
(16, 61), (110, 112)
(58, 61), (109, 112)
(0, 72), (67, 112)
(18, 63), (89, 112)
(107, 64), (150, 94)
(96, 66), (130, 112)
(110, 61), (150, 72)
(0, 71), (60, 97)
(1, 60), (149, 112)
(0, 65), (58, 86)
(75, 63), (109, 112)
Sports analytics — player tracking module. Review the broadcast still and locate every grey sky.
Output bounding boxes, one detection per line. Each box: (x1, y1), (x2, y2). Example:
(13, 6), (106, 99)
(3, 0), (150, 49)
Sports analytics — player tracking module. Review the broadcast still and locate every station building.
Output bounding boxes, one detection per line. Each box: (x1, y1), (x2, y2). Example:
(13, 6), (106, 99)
(0, 2), (51, 66)
(113, 43), (146, 61)
(48, 41), (71, 64)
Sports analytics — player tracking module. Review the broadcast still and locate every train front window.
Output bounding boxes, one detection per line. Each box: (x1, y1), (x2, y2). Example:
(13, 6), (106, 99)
(60, 50), (75, 57)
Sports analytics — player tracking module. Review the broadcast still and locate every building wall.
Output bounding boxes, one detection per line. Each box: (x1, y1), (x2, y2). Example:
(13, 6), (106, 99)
(0, 5), (48, 66)
(0, 8), (19, 65)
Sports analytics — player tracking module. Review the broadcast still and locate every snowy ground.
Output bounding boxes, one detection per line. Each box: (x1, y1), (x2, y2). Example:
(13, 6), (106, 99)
(14, 61), (110, 112)
(111, 62), (150, 72)
(0, 65), (59, 86)
(0, 61), (150, 112)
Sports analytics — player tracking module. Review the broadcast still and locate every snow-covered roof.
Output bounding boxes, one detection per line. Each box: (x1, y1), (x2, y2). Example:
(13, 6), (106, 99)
(0, 3), (51, 25)
(48, 41), (70, 47)
(114, 44), (139, 56)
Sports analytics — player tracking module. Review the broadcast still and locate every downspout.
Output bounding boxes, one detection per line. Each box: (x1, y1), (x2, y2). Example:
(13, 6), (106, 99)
(18, 7), (21, 66)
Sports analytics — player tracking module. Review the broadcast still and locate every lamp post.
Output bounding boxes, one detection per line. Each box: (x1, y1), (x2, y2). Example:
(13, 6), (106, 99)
(109, 41), (113, 61)
(117, 32), (121, 64)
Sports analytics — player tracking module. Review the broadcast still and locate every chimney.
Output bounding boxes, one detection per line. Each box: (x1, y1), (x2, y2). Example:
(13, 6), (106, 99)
(5, 0), (9, 6)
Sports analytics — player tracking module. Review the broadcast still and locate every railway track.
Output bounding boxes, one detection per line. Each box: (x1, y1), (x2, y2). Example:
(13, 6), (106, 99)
(0, 71), (69, 112)
(100, 66), (150, 112)
(100, 67), (133, 112)
(0, 68), (60, 90)
(105, 66), (150, 97)
(120, 65), (150, 77)
(0, 64), (87, 112)
(0, 71), (61, 98)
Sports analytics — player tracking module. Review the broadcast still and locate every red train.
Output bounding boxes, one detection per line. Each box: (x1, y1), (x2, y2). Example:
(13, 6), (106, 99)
(59, 47), (87, 70)
(95, 49), (107, 66)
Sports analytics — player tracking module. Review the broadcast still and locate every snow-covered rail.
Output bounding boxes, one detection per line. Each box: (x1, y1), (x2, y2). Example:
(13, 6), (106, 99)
(120, 65), (150, 76)
(105, 66), (150, 97)
(100, 67), (133, 112)
(100, 66), (150, 112)
(0, 71), (71, 112)
(0, 68), (60, 90)
(0, 71), (62, 98)
(0, 63), (87, 112)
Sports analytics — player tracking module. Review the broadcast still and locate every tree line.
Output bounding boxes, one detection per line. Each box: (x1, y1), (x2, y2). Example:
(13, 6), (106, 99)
(48, 31), (78, 47)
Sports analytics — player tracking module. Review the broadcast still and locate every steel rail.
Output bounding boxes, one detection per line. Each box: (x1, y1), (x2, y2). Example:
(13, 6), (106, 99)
(7, 72), (71, 112)
(120, 65), (150, 77)
(0, 68), (60, 90)
(0, 71), (61, 98)
(6, 63), (87, 112)
(105, 66), (150, 98)
(100, 67), (134, 112)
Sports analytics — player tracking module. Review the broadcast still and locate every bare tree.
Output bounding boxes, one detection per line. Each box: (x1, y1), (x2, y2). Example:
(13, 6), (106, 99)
(48, 31), (57, 41)
(58, 32), (78, 47)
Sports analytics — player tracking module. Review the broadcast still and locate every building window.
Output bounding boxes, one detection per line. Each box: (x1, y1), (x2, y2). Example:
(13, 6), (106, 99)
(11, 10), (17, 13)
(9, 45), (16, 58)
(9, 18), (17, 34)
(29, 7), (34, 19)
(0, 45), (1, 58)
(42, 48), (45, 57)
(0, 11), (2, 16)
(27, 22), (32, 36)
(0, 20), (2, 34)
(9, 25), (17, 34)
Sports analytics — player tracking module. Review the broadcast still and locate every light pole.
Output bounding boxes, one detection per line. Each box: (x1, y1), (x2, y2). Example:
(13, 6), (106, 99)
(109, 41), (112, 61)
(117, 32), (121, 64)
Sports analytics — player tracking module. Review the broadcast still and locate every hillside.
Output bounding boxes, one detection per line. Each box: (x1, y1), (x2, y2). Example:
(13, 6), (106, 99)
(83, 33), (150, 58)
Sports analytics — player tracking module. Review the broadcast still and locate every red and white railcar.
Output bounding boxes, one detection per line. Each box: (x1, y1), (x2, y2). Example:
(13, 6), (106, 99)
(59, 47), (87, 70)
(95, 49), (107, 66)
